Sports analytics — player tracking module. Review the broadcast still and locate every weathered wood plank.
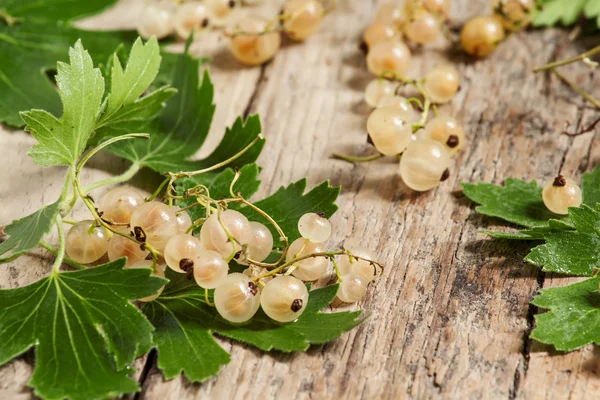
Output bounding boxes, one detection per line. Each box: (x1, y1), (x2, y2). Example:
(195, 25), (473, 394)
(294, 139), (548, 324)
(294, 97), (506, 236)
(1, 0), (599, 399)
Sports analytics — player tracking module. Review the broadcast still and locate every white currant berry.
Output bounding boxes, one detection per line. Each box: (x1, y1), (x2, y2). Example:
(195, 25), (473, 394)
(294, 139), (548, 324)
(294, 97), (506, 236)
(298, 212), (331, 243)
(130, 202), (179, 252)
(128, 260), (166, 302)
(200, 210), (252, 259)
(282, 0), (324, 41)
(214, 273), (261, 323)
(421, 115), (465, 155)
(107, 229), (148, 267)
(164, 233), (205, 273)
(423, 64), (460, 104)
(367, 106), (413, 156)
(363, 22), (397, 49)
(286, 237), (329, 281)
(336, 247), (377, 282)
(193, 250), (229, 289)
(173, 1), (210, 40)
(366, 39), (412, 77)
(399, 139), (451, 191)
(364, 79), (396, 108)
(336, 273), (368, 303)
(542, 176), (582, 215)
(65, 220), (109, 264)
(246, 221), (274, 262)
(260, 275), (309, 323)
(205, 0), (240, 27)
(491, 0), (534, 30)
(460, 15), (505, 58)
(376, 95), (416, 121)
(422, 0), (451, 19)
(404, 8), (440, 45)
(230, 17), (281, 65)
(374, 3), (405, 27)
(98, 186), (143, 224)
(137, 3), (174, 39)
(173, 206), (193, 233)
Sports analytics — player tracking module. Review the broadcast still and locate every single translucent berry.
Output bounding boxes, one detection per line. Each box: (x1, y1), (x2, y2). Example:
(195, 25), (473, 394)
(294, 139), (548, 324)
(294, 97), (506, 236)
(421, 0), (451, 20)
(286, 237), (329, 281)
(164, 233), (205, 273)
(366, 39), (412, 77)
(230, 17), (281, 65)
(298, 212), (331, 243)
(173, 1), (210, 40)
(364, 79), (396, 108)
(491, 0), (534, 31)
(542, 176), (582, 215)
(98, 186), (143, 224)
(337, 273), (368, 303)
(374, 3), (405, 27)
(260, 275), (309, 322)
(137, 3), (174, 39)
(246, 221), (274, 262)
(200, 209), (252, 259)
(65, 220), (109, 264)
(376, 95), (416, 121)
(336, 247), (377, 282)
(423, 64), (460, 104)
(193, 250), (229, 288)
(107, 230), (148, 267)
(128, 260), (166, 302)
(282, 0), (324, 41)
(363, 23), (397, 49)
(130, 202), (179, 252)
(205, 0), (240, 27)
(366, 106), (413, 156)
(173, 206), (193, 233)
(460, 15), (505, 58)
(421, 115), (465, 155)
(404, 8), (440, 45)
(399, 139), (451, 191)
(214, 273), (261, 323)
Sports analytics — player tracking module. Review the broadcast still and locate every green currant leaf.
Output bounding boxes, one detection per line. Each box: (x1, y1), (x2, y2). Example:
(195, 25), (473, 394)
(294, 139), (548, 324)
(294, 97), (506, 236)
(462, 179), (570, 228)
(0, 259), (167, 400)
(143, 270), (362, 382)
(21, 40), (105, 166)
(0, 201), (59, 263)
(99, 47), (265, 173)
(525, 205), (600, 276)
(481, 219), (575, 241)
(531, 275), (600, 351)
(0, 2), (136, 127)
(531, 0), (600, 28)
(582, 164), (600, 207)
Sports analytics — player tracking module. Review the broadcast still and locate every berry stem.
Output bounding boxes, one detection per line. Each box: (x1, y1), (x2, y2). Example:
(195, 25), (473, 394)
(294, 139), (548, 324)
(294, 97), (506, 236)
(332, 153), (383, 163)
(552, 69), (600, 110)
(85, 162), (141, 192)
(331, 256), (343, 282)
(51, 215), (66, 275)
(76, 133), (149, 175)
(39, 240), (86, 270)
(533, 44), (600, 72)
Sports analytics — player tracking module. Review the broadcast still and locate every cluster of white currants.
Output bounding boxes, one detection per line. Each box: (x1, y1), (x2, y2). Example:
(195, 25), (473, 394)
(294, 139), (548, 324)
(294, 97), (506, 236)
(360, 63), (464, 192)
(64, 186), (380, 324)
(137, 0), (329, 66)
(542, 175), (582, 215)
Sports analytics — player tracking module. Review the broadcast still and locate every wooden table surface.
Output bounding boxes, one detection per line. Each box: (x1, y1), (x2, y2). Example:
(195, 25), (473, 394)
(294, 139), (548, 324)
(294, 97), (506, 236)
(1, 0), (600, 399)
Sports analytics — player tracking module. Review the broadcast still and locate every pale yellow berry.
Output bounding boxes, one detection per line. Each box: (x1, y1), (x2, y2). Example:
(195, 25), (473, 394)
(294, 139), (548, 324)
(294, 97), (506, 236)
(421, 115), (465, 156)
(65, 220), (109, 264)
(130, 202), (179, 252)
(336, 248), (377, 282)
(422, 0), (451, 19)
(366, 106), (413, 156)
(282, 0), (324, 41)
(98, 186), (143, 224)
(214, 273), (261, 323)
(399, 139), (451, 191)
(193, 250), (229, 289)
(260, 276), (309, 322)
(375, 3), (405, 27)
(336, 273), (368, 303)
(404, 8), (440, 44)
(164, 233), (205, 273)
(205, 0), (240, 27)
(542, 176), (582, 215)
(298, 212), (331, 243)
(287, 238), (329, 281)
(491, 0), (534, 30)
(376, 95), (416, 121)
(107, 230), (148, 267)
(423, 64), (460, 104)
(246, 221), (274, 262)
(137, 3), (173, 39)
(364, 79), (396, 108)
(366, 39), (412, 77)
(230, 17), (281, 65)
(460, 15), (505, 58)
(173, 1), (210, 40)
(363, 22), (397, 49)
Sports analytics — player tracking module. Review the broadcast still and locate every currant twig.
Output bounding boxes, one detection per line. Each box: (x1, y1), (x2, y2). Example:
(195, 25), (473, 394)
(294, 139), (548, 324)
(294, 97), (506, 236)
(39, 240), (86, 270)
(85, 162), (141, 192)
(552, 69), (600, 110)
(534, 44), (600, 72)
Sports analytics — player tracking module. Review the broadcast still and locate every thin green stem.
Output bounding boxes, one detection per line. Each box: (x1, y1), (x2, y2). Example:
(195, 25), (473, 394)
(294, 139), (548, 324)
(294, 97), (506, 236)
(204, 288), (214, 306)
(147, 178), (170, 202)
(332, 153), (384, 163)
(553, 70), (600, 109)
(534, 44), (600, 72)
(331, 256), (343, 282)
(51, 216), (66, 275)
(40, 240), (86, 270)
(85, 162), (141, 192)
(77, 133), (149, 174)
(63, 219), (77, 225)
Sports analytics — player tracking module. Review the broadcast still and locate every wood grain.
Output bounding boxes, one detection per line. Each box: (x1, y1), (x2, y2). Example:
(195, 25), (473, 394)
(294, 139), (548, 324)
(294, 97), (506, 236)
(1, 0), (599, 399)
